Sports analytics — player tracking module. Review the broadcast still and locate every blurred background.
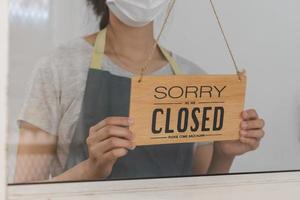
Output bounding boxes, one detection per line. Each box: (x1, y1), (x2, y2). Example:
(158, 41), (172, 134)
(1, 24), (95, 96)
(7, 0), (300, 183)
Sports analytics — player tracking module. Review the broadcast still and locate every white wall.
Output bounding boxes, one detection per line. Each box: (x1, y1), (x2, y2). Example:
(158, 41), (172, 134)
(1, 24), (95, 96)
(7, 0), (300, 183)
(160, 0), (300, 173)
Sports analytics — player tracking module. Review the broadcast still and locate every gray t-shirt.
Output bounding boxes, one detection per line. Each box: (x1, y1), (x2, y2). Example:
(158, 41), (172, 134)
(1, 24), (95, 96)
(18, 38), (209, 176)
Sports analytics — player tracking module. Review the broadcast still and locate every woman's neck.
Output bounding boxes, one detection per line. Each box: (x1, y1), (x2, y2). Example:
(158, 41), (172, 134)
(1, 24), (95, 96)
(85, 13), (168, 74)
(107, 13), (156, 58)
(106, 13), (166, 67)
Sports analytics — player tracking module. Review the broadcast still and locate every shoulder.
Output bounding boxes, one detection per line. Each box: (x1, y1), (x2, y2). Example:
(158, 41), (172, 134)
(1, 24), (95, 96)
(52, 38), (93, 60)
(172, 53), (207, 74)
(35, 38), (92, 73)
(32, 38), (93, 83)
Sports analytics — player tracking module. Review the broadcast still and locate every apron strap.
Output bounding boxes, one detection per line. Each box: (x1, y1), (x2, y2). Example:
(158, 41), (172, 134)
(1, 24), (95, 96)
(90, 28), (107, 70)
(90, 28), (182, 75)
(159, 46), (182, 75)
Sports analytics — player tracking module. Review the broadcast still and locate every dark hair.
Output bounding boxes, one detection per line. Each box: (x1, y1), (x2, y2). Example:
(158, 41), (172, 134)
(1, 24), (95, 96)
(87, 0), (109, 29)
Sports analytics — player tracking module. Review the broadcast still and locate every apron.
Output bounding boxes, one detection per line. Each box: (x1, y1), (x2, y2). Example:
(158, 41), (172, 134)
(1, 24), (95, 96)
(65, 28), (195, 180)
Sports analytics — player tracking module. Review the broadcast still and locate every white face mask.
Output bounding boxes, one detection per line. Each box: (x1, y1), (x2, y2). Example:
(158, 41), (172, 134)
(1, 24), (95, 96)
(106, 0), (171, 27)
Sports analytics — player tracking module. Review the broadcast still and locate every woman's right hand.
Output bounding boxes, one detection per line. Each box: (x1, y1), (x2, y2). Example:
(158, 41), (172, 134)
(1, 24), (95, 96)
(85, 117), (136, 179)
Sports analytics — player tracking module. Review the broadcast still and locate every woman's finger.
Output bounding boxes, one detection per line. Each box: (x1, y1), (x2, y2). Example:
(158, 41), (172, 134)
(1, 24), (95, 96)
(240, 137), (260, 150)
(240, 129), (265, 139)
(93, 125), (134, 142)
(100, 137), (135, 153)
(90, 117), (134, 134)
(102, 148), (129, 162)
(241, 118), (265, 130)
(242, 109), (259, 120)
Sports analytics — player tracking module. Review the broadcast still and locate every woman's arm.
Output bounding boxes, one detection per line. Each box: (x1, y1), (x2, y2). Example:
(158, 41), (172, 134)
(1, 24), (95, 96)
(15, 117), (135, 183)
(14, 122), (57, 183)
(192, 144), (213, 174)
(208, 109), (265, 174)
(207, 144), (235, 174)
(193, 109), (265, 175)
(192, 143), (234, 175)
(15, 122), (93, 183)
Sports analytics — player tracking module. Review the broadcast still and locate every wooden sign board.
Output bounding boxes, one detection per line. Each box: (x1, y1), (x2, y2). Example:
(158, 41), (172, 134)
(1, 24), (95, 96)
(129, 74), (247, 146)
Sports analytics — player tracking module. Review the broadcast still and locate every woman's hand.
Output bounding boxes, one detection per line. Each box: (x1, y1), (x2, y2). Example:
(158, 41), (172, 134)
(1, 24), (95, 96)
(85, 117), (136, 180)
(214, 109), (265, 159)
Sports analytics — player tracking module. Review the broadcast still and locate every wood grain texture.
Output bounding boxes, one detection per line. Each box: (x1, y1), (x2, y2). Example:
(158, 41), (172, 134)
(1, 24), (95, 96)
(130, 74), (247, 146)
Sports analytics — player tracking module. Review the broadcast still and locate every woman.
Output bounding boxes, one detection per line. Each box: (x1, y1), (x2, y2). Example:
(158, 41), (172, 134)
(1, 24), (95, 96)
(14, 0), (265, 182)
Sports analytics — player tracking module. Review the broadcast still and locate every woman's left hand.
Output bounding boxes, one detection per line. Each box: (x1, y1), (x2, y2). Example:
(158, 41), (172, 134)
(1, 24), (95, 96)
(214, 109), (265, 158)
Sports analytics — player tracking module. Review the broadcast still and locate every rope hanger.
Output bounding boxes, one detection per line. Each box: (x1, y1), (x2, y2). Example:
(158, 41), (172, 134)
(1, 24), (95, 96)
(138, 0), (177, 82)
(138, 0), (243, 82)
(209, 0), (243, 80)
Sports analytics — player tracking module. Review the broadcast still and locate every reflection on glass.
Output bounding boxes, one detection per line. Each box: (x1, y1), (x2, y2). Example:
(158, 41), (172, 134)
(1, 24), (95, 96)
(7, 0), (300, 185)
(9, 0), (50, 23)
